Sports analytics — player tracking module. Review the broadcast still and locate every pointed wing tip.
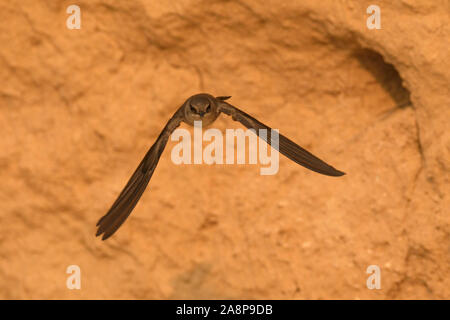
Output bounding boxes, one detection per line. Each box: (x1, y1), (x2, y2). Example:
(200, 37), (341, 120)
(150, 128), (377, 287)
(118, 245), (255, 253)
(329, 169), (346, 177)
(95, 229), (112, 241)
(101, 234), (111, 241)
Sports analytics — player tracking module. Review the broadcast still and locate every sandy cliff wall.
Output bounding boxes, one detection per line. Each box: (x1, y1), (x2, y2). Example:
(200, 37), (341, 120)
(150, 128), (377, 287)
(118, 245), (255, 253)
(0, 0), (448, 299)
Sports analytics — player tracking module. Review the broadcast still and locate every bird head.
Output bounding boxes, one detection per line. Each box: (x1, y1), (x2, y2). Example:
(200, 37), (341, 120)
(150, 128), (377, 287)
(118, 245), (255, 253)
(184, 93), (220, 126)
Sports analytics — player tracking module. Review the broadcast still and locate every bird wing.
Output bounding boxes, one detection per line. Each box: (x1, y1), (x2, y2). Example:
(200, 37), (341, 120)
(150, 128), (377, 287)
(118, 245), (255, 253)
(217, 100), (345, 177)
(96, 107), (185, 240)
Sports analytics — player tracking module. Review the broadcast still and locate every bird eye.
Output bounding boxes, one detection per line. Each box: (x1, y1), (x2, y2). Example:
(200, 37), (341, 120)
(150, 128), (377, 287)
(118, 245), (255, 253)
(206, 105), (211, 112)
(190, 105), (196, 113)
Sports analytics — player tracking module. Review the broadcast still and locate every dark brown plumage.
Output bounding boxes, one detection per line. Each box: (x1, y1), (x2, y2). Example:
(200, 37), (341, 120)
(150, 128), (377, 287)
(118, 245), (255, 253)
(96, 93), (344, 240)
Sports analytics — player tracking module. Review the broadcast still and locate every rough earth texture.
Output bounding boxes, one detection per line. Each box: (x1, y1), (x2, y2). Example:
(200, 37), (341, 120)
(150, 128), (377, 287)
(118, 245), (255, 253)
(0, 0), (449, 299)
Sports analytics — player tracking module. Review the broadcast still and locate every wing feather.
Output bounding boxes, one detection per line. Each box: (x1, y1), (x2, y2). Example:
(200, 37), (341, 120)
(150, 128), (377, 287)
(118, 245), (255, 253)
(218, 101), (345, 176)
(96, 108), (184, 240)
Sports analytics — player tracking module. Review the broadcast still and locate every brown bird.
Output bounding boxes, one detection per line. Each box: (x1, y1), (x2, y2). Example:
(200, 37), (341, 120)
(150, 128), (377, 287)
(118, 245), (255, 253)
(96, 93), (345, 240)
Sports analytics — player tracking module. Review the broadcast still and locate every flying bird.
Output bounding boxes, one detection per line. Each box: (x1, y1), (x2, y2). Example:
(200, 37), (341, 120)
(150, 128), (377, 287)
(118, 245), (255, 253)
(96, 93), (345, 240)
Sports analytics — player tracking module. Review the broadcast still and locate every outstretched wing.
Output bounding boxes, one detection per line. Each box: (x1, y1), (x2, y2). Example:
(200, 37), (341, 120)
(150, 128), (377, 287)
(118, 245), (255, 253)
(217, 100), (345, 177)
(96, 107), (184, 240)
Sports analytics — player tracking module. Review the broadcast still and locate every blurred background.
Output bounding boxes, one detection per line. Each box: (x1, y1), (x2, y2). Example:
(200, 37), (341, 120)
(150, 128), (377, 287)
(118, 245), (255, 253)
(0, 0), (448, 299)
